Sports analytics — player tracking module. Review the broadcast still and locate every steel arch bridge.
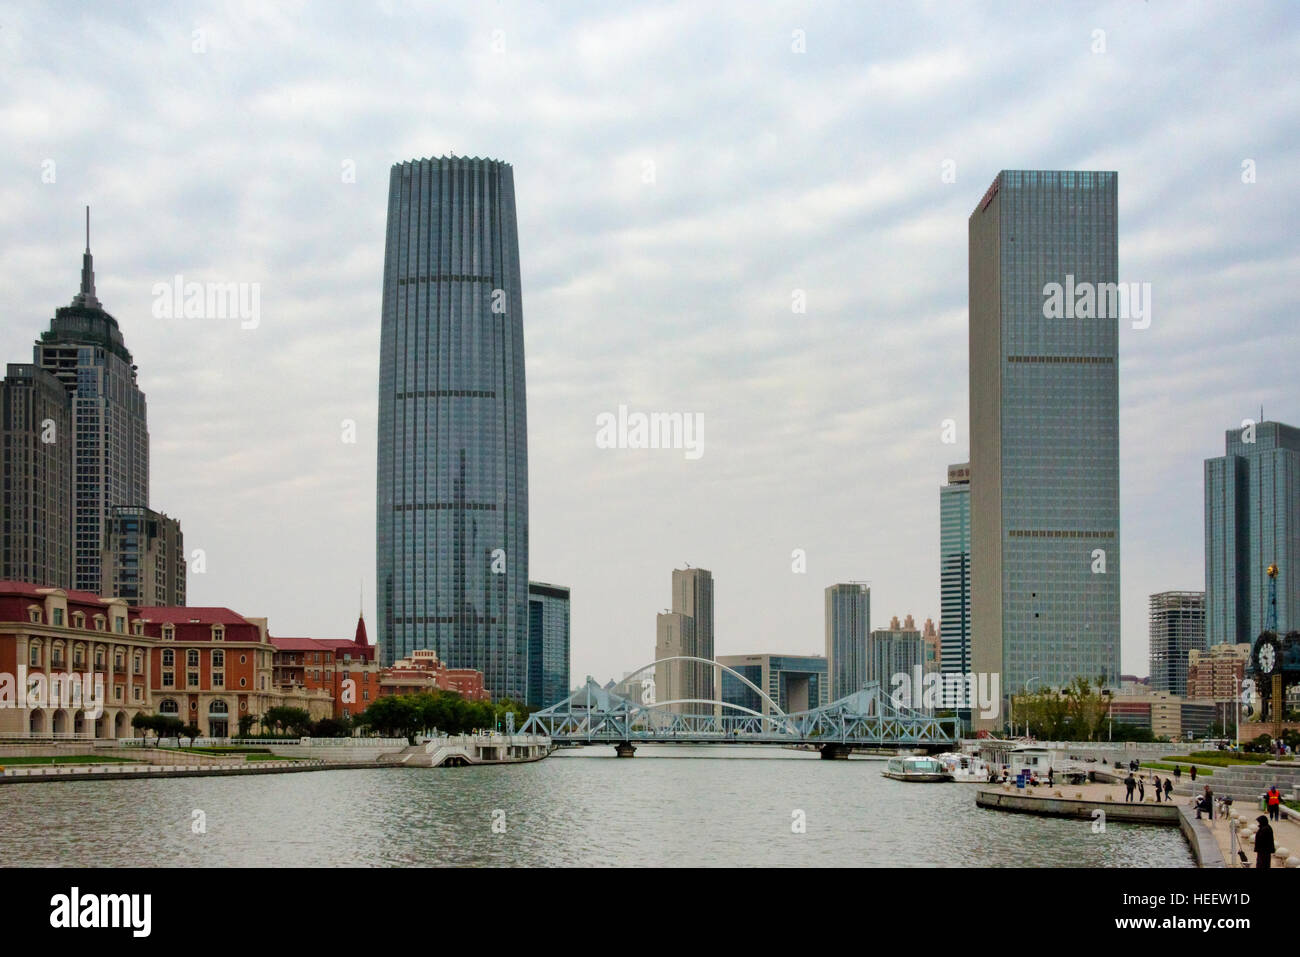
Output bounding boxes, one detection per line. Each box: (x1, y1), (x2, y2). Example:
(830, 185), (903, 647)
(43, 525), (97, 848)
(519, 660), (959, 757)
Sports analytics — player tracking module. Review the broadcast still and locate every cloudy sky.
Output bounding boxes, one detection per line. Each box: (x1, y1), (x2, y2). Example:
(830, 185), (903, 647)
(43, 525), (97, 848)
(2, 1), (1297, 687)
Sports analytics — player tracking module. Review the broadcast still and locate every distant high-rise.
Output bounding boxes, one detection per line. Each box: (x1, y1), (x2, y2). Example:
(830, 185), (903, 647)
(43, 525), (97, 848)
(940, 462), (971, 708)
(969, 170), (1121, 726)
(867, 616), (926, 691)
(527, 581), (570, 709)
(35, 212), (149, 596)
(654, 567), (714, 712)
(825, 583), (869, 699)
(1148, 591), (1206, 696)
(1205, 420), (1300, 643)
(0, 363), (72, 587)
(102, 506), (185, 607)
(376, 157), (530, 700)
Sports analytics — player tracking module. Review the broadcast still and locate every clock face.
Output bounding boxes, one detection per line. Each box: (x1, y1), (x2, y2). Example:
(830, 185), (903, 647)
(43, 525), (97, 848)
(1259, 643), (1277, 674)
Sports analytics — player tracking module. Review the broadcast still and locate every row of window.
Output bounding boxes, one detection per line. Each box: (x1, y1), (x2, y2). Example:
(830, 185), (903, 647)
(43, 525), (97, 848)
(28, 605), (138, 635)
(28, 640), (139, 672)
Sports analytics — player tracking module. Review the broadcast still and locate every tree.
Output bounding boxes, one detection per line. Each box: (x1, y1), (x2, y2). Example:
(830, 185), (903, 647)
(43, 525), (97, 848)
(311, 716), (352, 738)
(131, 712), (155, 745)
(261, 706), (313, 737)
(1247, 733), (1273, 754)
(181, 722), (202, 747)
(238, 714), (257, 738)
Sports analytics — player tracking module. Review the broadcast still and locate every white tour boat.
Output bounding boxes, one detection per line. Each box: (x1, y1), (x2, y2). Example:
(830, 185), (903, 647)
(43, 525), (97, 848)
(935, 752), (991, 783)
(882, 755), (953, 782)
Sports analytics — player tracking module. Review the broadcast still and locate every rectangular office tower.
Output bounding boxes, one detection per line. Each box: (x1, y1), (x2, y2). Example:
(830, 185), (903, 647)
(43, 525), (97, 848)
(939, 463), (972, 710)
(101, 506), (185, 607)
(1, 364), (72, 587)
(969, 171), (1121, 726)
(654, 567), (714, 713)
(825, 583), (869, 700)
(717, 653), (827, 717)
(1205, 420), (1300, 643)
(376, 157), (530, 700)
(1148, 591), (1206, 696)
(35, 225), (149, 597)
(527, 581), (570, 709)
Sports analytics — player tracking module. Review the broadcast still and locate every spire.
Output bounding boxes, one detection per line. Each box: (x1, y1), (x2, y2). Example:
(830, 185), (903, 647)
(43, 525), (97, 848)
(354, 610), (369, 646)
(71, 205), (101, 309)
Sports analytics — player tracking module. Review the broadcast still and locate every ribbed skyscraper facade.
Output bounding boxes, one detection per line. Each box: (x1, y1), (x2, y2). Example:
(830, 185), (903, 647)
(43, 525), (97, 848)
(969, 170), (1121, 727)
(376, 156), (530, 701)
(1205, 420), (1300, 643)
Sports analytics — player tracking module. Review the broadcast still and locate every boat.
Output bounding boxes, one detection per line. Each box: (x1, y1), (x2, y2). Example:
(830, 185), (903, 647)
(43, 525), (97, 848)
(935, 751), (991, 783)
(882, 755), (953, 782)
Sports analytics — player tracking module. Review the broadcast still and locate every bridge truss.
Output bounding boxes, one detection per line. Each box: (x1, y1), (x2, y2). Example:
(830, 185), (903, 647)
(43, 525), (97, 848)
(520, 669), (959, 752)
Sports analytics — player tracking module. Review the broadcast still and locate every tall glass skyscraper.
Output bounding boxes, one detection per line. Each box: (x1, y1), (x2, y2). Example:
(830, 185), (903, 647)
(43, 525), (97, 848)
(527, 581), (570, 709)
(1205, 420), (1300, 643)
(376, 157), (530, 701)
(824, 583), (870, 699)
(939, 462), (971, 710)
(969, 170), (1121, 727)
(1, 363), (72, 587)
(35, 218), (149, 596)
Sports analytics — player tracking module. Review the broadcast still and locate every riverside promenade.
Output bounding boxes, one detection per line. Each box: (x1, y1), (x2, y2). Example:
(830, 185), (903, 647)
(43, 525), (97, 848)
(977, 780), (1226, 867)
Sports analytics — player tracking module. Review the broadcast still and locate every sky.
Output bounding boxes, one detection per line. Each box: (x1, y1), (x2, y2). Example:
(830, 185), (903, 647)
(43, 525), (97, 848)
(1, 1), (1298, 687)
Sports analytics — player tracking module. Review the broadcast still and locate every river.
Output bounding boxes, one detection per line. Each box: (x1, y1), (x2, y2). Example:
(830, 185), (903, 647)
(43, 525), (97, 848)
(0, 746), (1194, 867)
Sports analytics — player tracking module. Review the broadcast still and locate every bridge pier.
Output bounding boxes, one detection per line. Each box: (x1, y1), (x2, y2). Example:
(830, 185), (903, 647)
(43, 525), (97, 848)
(819, 744), (851, 760)
(614, 742), (637, 758)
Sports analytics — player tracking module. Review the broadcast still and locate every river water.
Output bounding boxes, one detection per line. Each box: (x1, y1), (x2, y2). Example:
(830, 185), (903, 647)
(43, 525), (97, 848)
(0, 746), (1194, 867)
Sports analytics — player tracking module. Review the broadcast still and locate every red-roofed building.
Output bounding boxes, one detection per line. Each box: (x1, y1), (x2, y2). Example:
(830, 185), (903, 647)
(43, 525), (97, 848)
(270, 614), (383, 720)
(0, 581), (330, 738)
(380, 649), (488, 701)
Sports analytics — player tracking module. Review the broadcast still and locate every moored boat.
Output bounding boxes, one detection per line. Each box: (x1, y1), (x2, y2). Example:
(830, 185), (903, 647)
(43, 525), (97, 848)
(882, 755), (953, 782)
(935, 751), (991, 782)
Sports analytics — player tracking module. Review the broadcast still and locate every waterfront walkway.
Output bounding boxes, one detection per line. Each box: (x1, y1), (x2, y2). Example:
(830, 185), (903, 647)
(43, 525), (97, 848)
(976, 780), (1218, 866)
(0, 758), (385, 784)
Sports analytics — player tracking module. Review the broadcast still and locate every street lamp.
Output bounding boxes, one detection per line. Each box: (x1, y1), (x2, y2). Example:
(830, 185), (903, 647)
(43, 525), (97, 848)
(1023, 676), (1041, 739)
(1232, 673), (1241, 750)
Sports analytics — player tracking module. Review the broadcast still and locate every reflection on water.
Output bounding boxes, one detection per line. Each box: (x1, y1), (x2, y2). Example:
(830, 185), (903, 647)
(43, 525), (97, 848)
(0, 746), (1194, 867)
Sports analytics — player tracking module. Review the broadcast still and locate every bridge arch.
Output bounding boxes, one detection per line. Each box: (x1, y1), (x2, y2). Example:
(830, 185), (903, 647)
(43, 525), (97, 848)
(614, 656), (786, 718)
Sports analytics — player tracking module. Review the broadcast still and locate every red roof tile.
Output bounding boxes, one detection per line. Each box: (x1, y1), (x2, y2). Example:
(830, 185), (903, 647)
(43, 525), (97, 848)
(136, 606), (251, 625)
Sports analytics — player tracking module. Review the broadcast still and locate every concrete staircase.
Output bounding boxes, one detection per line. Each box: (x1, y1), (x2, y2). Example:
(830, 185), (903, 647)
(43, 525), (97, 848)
(1169, 762), (1300, 805)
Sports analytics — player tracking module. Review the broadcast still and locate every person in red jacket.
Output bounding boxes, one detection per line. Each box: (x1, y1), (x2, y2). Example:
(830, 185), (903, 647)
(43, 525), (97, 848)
(1267, 785), (1282, 821)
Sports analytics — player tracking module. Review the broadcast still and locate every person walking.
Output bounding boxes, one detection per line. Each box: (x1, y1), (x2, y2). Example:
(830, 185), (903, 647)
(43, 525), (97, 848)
(1164, 777), (1173, 801)
(1124, 772), (1136, 803)
(1255, 815), (1276, 868)
(1173, 763), (1181, 781)
(1267, 785), (1281, 821)
(1153, 774), (1162, 803)
(1190, 764), (1198, 783)
(1138, 776), (1146, 802)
